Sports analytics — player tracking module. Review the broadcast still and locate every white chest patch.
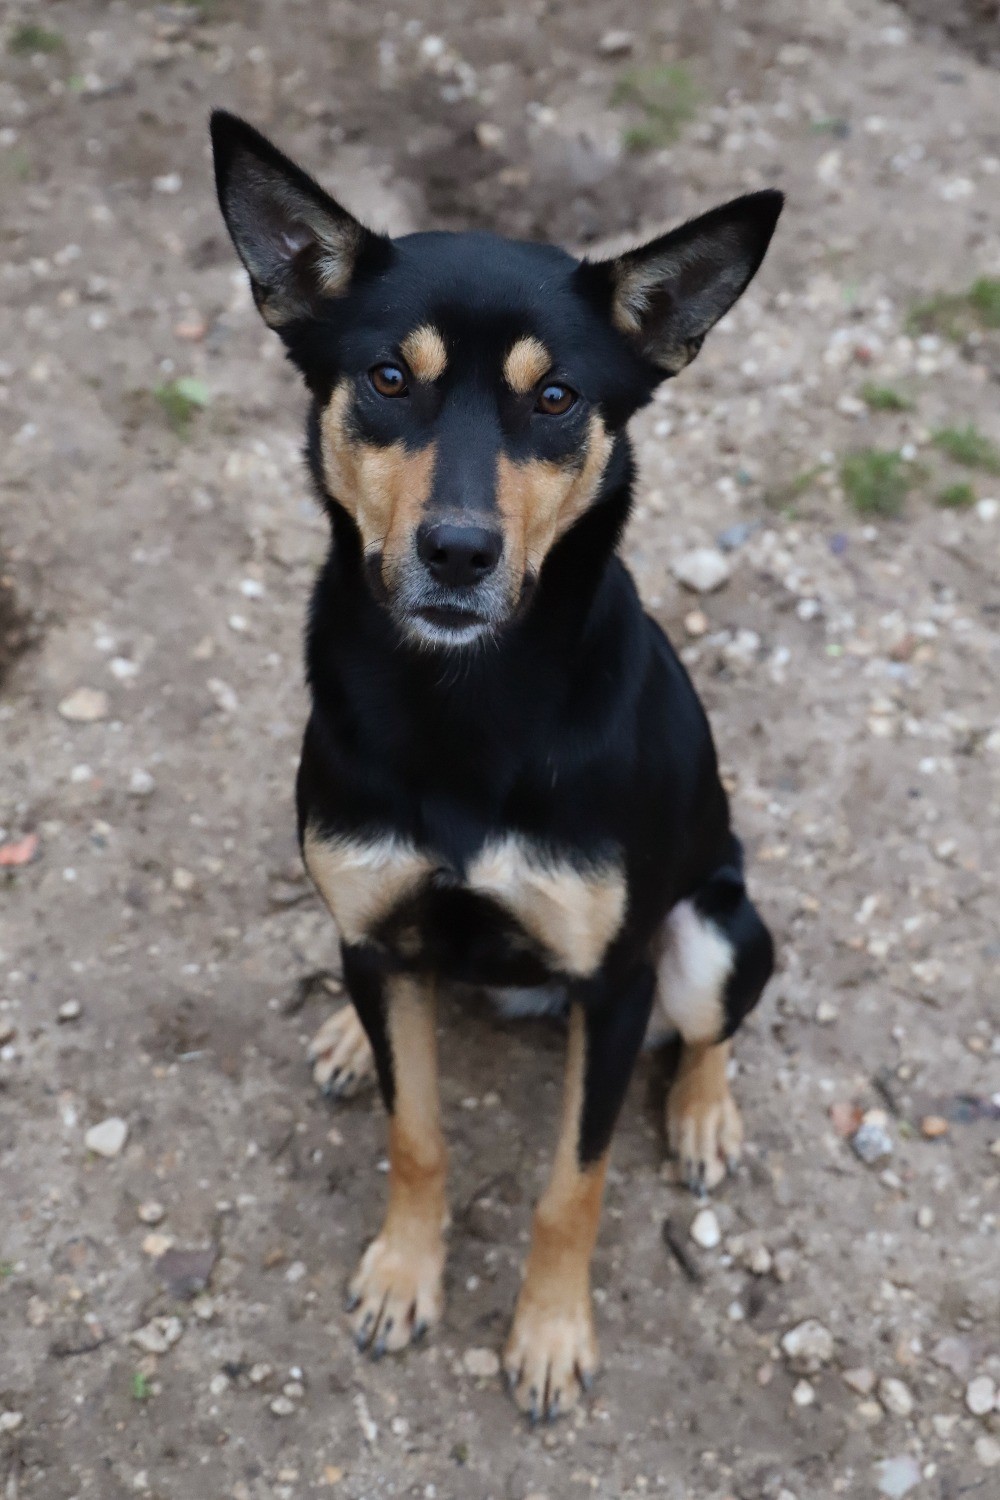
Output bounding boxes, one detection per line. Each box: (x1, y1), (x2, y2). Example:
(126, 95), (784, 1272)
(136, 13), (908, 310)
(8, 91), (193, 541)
(303, 826), (626, 977)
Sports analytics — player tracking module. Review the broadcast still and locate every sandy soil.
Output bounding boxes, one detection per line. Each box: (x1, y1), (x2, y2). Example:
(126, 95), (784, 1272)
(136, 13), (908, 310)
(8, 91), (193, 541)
(1, 2), (999, 1497)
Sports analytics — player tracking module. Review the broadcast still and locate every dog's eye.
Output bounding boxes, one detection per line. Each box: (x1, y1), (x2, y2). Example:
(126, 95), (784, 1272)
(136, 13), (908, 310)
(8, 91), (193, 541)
(370, 363), (409, 398)
(535, 382), (576, 416)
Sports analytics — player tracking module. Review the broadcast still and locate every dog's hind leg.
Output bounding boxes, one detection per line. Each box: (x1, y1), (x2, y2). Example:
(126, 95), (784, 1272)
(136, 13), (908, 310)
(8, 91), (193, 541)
(307, 1004), (377, 1099)
(657, 866), (773, 1195)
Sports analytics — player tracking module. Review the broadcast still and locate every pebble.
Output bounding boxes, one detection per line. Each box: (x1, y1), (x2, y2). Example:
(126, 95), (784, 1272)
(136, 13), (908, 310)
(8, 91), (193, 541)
(141, 1232), (174, 1257)
(130, 1315), (183, 1354)
(931, 1336), (972, 1378)
(0, 1412), (24, 1436)
(58, 687), (109, 723)
(85, 1117), (128, 1158)
(851, 1120), (894, 1164)
(463, 1347), (500, 1378)
(689, 1207), (721, 1249)
(781, 1319), (834, 1372)
(965, 1374), (997, 1416)
(684, 608), (709, 637)
(58, 999), (81, 1022)
(843, 1366), (876, 1395)
(791, 1379), (815, 1407)
(671, 547), (731, 594)
(598, 28), (634, 56)
(269, 1396), (296, 1417)
(976, 497), (998, 522)
(0, 1022), (15, 1046)
(747, 1244), (772, 1276)
(875, 1455), (922, 1497)
(879, 1377), (915, 1417)
(916, 1206), (935, 1230)
(137, 1201), (165, 1225)
(920, 1114), (948, 1139)
(975, 1436), (1000, 1468)
(128, 768), (156, 797)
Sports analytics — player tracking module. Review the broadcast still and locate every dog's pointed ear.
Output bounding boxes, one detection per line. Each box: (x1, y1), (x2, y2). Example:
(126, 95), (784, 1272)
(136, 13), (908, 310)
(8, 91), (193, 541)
(582, 190), (783, 377)
(210, 110), (385, 328)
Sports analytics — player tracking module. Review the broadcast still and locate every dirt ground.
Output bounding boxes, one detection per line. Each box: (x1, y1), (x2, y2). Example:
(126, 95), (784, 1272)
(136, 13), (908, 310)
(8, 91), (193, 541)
(2, 1), (1000, 1497)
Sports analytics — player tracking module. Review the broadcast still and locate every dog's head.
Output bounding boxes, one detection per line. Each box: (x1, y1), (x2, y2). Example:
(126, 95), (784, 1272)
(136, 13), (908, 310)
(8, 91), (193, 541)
(212, 112), (782, 649)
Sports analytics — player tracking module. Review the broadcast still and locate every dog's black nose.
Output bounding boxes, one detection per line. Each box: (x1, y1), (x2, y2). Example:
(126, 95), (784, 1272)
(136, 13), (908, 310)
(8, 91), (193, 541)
(416, 523), (502, 588)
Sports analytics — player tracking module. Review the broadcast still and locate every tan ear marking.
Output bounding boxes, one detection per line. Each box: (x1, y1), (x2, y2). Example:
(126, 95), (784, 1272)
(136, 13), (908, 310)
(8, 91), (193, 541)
(503, 335), (551, 395)
(400, 325), (448, 384)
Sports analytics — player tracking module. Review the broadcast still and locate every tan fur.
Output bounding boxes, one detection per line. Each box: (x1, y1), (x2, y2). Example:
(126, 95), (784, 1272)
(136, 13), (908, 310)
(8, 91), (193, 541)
(319, 383), (436, 580)
(667, 1038), (743, 1192)
(348, 976), (448, 1351)
(302, 827), (433, 947)
(400, 325), (448, 383)
(503, 335), (551, 395)
(504, 1006), (605, 1415)
(495, 414), (613, 581)
(467, 833), (625, 977)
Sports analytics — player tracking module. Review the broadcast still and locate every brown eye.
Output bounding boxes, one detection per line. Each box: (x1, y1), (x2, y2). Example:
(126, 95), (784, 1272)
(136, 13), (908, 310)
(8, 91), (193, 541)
(370, 363), (408, 398)
(535, 382), (576, 415)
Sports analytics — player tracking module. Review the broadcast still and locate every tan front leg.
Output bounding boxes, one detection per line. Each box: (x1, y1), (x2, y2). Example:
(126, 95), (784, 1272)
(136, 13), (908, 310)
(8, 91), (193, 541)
(348, 975), (447, 1355)
(504, 1006), (604, 1421)
(667, 1038), (743, 1195)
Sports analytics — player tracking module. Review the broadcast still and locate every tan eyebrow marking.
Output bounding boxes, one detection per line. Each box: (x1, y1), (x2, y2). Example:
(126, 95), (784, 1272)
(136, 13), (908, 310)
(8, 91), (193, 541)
(400, 325), (448, 383)
(504, 335), (551, 395)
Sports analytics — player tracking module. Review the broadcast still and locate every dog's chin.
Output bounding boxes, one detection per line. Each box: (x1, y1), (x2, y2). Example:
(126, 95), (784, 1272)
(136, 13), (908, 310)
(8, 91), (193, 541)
(399, 605), (497, 651)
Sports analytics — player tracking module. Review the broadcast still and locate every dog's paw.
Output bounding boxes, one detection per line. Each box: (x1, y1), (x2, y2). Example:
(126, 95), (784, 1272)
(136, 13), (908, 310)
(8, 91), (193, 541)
(503, 1287), (597, 1422)
(667, 1068), (743, 1195)
(307, 1006), (376, 1100)
(347, 1233), (444, 1357)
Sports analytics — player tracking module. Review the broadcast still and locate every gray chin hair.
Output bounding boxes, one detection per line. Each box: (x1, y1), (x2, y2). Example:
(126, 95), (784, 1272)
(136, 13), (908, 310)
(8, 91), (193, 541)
(399, 613), (495, 651)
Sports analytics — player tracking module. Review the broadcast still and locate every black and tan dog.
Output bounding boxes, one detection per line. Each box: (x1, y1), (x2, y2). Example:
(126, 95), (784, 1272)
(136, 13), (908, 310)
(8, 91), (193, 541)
(211, 111), (780, 1421)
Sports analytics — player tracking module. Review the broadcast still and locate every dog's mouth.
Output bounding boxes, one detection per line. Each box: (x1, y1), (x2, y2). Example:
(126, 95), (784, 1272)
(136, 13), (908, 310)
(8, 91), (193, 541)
(407, 603), (493, 648)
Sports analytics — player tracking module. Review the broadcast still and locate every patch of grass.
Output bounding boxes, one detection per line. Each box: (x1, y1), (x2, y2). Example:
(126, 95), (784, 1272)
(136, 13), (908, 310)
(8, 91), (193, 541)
(0, 1260), (15, 1279)
(761, 464), (826, 516)
(968, 277), (1000, 329)
(932, 424), (1000, 473)
(154, 376), (211, 436)
(859, 382), (914, 413)
(613, 63), (701, 151)
(8, 23), (65, 54)
(907, 276), (1000, 339)
(840, 449), (920, 517)
(131, 1372), (153, 1402)
(936, 481), (976, 509)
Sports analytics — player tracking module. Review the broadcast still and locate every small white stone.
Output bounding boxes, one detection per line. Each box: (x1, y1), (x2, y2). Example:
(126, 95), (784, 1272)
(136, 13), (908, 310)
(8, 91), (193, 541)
(0, 1412), (24, 1436)
(916, 1205), (935, 1230)
(85, 1116), (128, 1158)
(879, 1377), (914, 1418)
(249, 1363), (273, 1385)
(109, 656), (138, 680)
(747, 1244), (773, 1276)
(781, 1319), (834, 1371)
(58, 687), (108, 722)
(207, 678), (239, 714)
(791, 1379), (815, 1407)
(153, 172), (182, 194)
(138, 1201), (165, 1225)
(843, 1366), (876, 1396)
(58, 999), (82, 1022)
(269, 1396), (296, 1417)
(128, 768), (156, 797)
(975, 1436), (1000, 1468)
(209, 1373), (229, 1397)
(598, 28), (634, 56)
(671, 547), (731, 594)
(171, 867), (196, 893)
(463, 1347), (500, 1378)
(975, 497), (998, 521)
(689, 1207), (721, 1249)
(130, 1315), (183, 1354)
(966, 1374), (997, 1416)
(875, 1455), (922, 1497)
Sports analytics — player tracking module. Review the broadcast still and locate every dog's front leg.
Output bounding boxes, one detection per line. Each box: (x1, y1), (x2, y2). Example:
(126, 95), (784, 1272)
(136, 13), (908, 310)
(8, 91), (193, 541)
(504, 964), (655, 1421)
(341, 949), (447, 1356)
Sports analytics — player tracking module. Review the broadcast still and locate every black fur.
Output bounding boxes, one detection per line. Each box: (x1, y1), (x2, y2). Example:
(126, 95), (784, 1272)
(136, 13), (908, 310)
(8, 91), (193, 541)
(211, 110), (780, 1168)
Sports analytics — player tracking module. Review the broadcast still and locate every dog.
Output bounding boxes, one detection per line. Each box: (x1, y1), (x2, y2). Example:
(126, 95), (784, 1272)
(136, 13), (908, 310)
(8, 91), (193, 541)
(211, 110), (780, 1422)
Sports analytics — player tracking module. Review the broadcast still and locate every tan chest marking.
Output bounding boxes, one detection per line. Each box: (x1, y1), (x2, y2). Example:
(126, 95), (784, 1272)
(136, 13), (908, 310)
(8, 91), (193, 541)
(303, 828), (434, 947)
(467, 835), (626, 977)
